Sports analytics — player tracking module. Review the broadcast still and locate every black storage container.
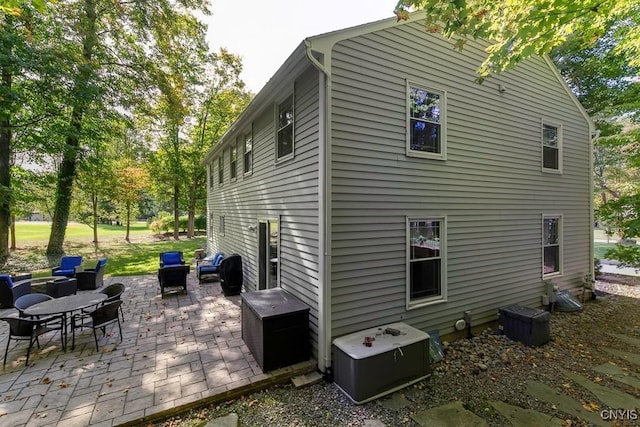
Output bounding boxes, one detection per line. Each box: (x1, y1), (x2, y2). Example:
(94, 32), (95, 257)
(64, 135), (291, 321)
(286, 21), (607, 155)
(499, 304), (550, 346)
(241, 288), (310, 371)
(220, 254), (243, 296)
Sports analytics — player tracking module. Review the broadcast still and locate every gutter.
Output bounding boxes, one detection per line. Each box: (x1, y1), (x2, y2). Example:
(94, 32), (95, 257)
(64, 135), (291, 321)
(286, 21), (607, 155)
(304, 40), (332, 373)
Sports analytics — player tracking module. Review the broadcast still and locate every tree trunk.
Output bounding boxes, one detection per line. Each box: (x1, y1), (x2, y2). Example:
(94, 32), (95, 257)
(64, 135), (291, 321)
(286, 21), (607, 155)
(187, 208), (195, 239)
(92, 192), (98, 245)
(173, 182), (180, 240)
(0, 66), (12, 260)
(125, 200), (131, 242)
(47, 110), (82, 255)
(9, 214), (15, 251)
(46, 0), (97, 255)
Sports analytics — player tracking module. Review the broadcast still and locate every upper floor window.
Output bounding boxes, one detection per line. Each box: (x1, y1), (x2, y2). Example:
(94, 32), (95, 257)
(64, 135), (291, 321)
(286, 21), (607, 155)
(407, 217), (447, 308)
(542, 122), (562, 172)
(208, 163), (214, 188)
(244, 131), (253, 174)
(543, 215), (562, 277)
(230, 142), (237, 180)
(218, 156), (224, 185)
(277, 95), (294, 160)
(407, 82), (446, 160)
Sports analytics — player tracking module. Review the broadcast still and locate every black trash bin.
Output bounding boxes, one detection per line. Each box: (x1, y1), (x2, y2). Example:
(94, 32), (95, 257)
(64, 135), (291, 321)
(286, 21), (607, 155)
(220, 254), (243, 296)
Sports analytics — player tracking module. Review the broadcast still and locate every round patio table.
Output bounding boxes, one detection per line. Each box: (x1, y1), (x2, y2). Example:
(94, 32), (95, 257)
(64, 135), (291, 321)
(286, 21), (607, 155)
(24, 293), (107, 350)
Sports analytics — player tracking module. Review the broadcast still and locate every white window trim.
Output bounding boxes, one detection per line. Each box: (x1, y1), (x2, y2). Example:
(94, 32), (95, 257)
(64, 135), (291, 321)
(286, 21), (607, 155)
(541, 119), (563, 174)
(230, 140), (238, 181)
(275, 92), (295, 164)
(244, 127), (253, 176)
(406, 80), (447, 161)
(218, 155), (224, 186)
(542, 214), (563, 278)
(219, 215), (225, 236)
(208, 212), (214, 241)
(406, 215), (448, 310)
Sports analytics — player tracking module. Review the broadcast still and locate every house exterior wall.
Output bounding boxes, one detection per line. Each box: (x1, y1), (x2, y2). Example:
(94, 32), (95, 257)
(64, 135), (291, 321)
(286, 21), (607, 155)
(206, 65), (322, 355)
(328, 21), (592, 338)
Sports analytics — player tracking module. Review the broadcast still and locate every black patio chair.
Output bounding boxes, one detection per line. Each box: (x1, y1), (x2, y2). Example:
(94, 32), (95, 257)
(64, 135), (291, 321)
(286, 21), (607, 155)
(14, 294), (64, 327)
(1, 316), (65, 366)
(73, 300), (122, 352)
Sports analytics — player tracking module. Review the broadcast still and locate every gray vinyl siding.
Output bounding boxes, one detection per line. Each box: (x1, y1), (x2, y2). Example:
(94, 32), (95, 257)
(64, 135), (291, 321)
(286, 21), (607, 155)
(207, 66), (321, 356)
(329, 21), (591, 338)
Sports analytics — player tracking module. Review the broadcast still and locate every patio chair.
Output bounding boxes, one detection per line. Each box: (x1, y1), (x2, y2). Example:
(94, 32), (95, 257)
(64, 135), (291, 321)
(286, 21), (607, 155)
(196, 252), (224, 283)
(73, 300), (122, 352)
(0, 273), (32, 309)
(159, 251), (185, 267)
(1, 315), (65, 366)
(158, 264), (190, 297)
(52, 256), (83, 278)
(14, 294), (64, 329)
(76, 258), (107, 290)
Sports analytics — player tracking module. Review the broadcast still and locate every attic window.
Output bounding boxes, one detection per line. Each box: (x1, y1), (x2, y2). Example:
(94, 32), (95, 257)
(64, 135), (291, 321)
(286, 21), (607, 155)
(407, 82), (446, 160)
(276, 95), (294, 160)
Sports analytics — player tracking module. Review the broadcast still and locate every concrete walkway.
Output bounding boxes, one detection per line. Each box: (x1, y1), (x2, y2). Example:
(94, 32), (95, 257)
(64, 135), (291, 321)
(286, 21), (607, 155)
(0, 274), (314, 427)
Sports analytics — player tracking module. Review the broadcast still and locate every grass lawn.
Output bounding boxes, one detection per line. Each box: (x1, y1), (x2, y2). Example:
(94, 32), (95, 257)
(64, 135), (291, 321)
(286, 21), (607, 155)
(4, 221), (206, 277)
(595, 242), (617, 260)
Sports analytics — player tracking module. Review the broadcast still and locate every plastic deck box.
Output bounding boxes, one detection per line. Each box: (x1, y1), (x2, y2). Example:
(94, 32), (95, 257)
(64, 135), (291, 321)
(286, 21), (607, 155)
(332, 322), (430, 404)
(241, 288), (310, 371)
(498, 304), (550, 346)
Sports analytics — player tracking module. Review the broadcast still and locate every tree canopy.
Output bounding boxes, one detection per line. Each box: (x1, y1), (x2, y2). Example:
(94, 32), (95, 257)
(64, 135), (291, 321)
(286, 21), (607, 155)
(395, 0), (640, 81)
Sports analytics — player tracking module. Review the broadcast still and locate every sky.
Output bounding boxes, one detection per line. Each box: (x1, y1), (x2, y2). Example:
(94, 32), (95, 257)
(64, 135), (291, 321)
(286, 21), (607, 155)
(205, 1), (397, 93)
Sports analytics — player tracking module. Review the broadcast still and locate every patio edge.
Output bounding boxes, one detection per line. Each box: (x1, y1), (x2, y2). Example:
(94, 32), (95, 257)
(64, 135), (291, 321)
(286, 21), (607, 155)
(115, 360), (318, 427)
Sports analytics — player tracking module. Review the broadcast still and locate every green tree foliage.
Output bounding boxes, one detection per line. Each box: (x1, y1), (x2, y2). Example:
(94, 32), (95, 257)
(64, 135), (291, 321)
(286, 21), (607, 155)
(183, 49), (251, 238)
(395, 0), (640, 81)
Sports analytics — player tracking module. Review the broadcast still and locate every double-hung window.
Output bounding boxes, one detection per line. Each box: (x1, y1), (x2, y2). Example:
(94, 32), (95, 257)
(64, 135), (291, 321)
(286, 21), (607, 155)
(276, 95), (294, 160)
(208, 212), (214, 239)
(230, 142), (237, 180)
(218, 156), (224, 185)
(542, 122), (562, 172)
(407, 217), (446, 308)
(244, 131), (253, 174)
(407, 82), (446, 159)
(543, 215), (562, 277)
(219, 215), (225, 236)
(208, 164), (214, 188)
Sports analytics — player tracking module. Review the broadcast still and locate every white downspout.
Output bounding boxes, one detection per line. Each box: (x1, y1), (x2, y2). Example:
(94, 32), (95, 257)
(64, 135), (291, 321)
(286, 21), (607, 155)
(305, 41), (332, 372)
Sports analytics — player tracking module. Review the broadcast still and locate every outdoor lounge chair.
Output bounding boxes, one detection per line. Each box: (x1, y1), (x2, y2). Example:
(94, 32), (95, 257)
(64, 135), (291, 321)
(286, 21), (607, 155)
(196, 252), (224, 283)
(158, 252), (189, 296)
(159, 251), (185, 267)
(0, 274), (32, 309)
(52, 256), (83, 278)
(76, 258), (107, 290)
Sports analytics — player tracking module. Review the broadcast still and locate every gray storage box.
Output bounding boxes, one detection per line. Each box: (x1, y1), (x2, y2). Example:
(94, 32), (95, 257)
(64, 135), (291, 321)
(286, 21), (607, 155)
(332, 322), (430, 404)
(241, 288), (310, 372)
(499, 304), (550, 346)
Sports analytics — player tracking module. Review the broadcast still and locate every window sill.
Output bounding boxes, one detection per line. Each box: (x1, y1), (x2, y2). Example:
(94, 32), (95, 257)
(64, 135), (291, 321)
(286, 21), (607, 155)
(542, 168), (562, 175)
(276, 153), (294, 165)
(406, 150), (446, 161)
(543, 271), (562, 280)
(406, 296), (447, 311)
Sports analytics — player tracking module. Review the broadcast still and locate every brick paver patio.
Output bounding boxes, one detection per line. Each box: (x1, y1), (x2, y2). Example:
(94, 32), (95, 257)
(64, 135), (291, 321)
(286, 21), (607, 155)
(0, 274), (314, 427)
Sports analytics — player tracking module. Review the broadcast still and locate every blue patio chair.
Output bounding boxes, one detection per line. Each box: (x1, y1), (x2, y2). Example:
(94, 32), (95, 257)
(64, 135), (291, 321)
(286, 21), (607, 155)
(52, 256), (83, 277)
(0, 274), (32, 308)
(196, 252), (224, 283)
(159, 251), (185, 267)
(76, 258), (107, 290)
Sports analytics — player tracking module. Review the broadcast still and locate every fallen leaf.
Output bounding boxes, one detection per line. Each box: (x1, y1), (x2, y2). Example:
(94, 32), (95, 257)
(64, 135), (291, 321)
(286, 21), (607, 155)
(562, 383), (571, 388)
(41, 377), (51, 385)
(58, 383), (69, 389)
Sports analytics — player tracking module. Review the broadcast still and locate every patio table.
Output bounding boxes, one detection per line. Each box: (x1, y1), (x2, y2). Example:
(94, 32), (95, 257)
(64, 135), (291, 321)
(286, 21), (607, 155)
(24, 293), (107, 350)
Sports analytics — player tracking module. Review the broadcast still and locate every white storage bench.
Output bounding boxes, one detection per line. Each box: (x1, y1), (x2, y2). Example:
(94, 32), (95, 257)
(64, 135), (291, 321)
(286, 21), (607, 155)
(332, 322), (430, 404)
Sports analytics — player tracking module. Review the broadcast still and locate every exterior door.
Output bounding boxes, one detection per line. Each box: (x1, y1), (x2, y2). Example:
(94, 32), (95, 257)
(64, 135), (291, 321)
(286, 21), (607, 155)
(257, 218), (279, 290)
